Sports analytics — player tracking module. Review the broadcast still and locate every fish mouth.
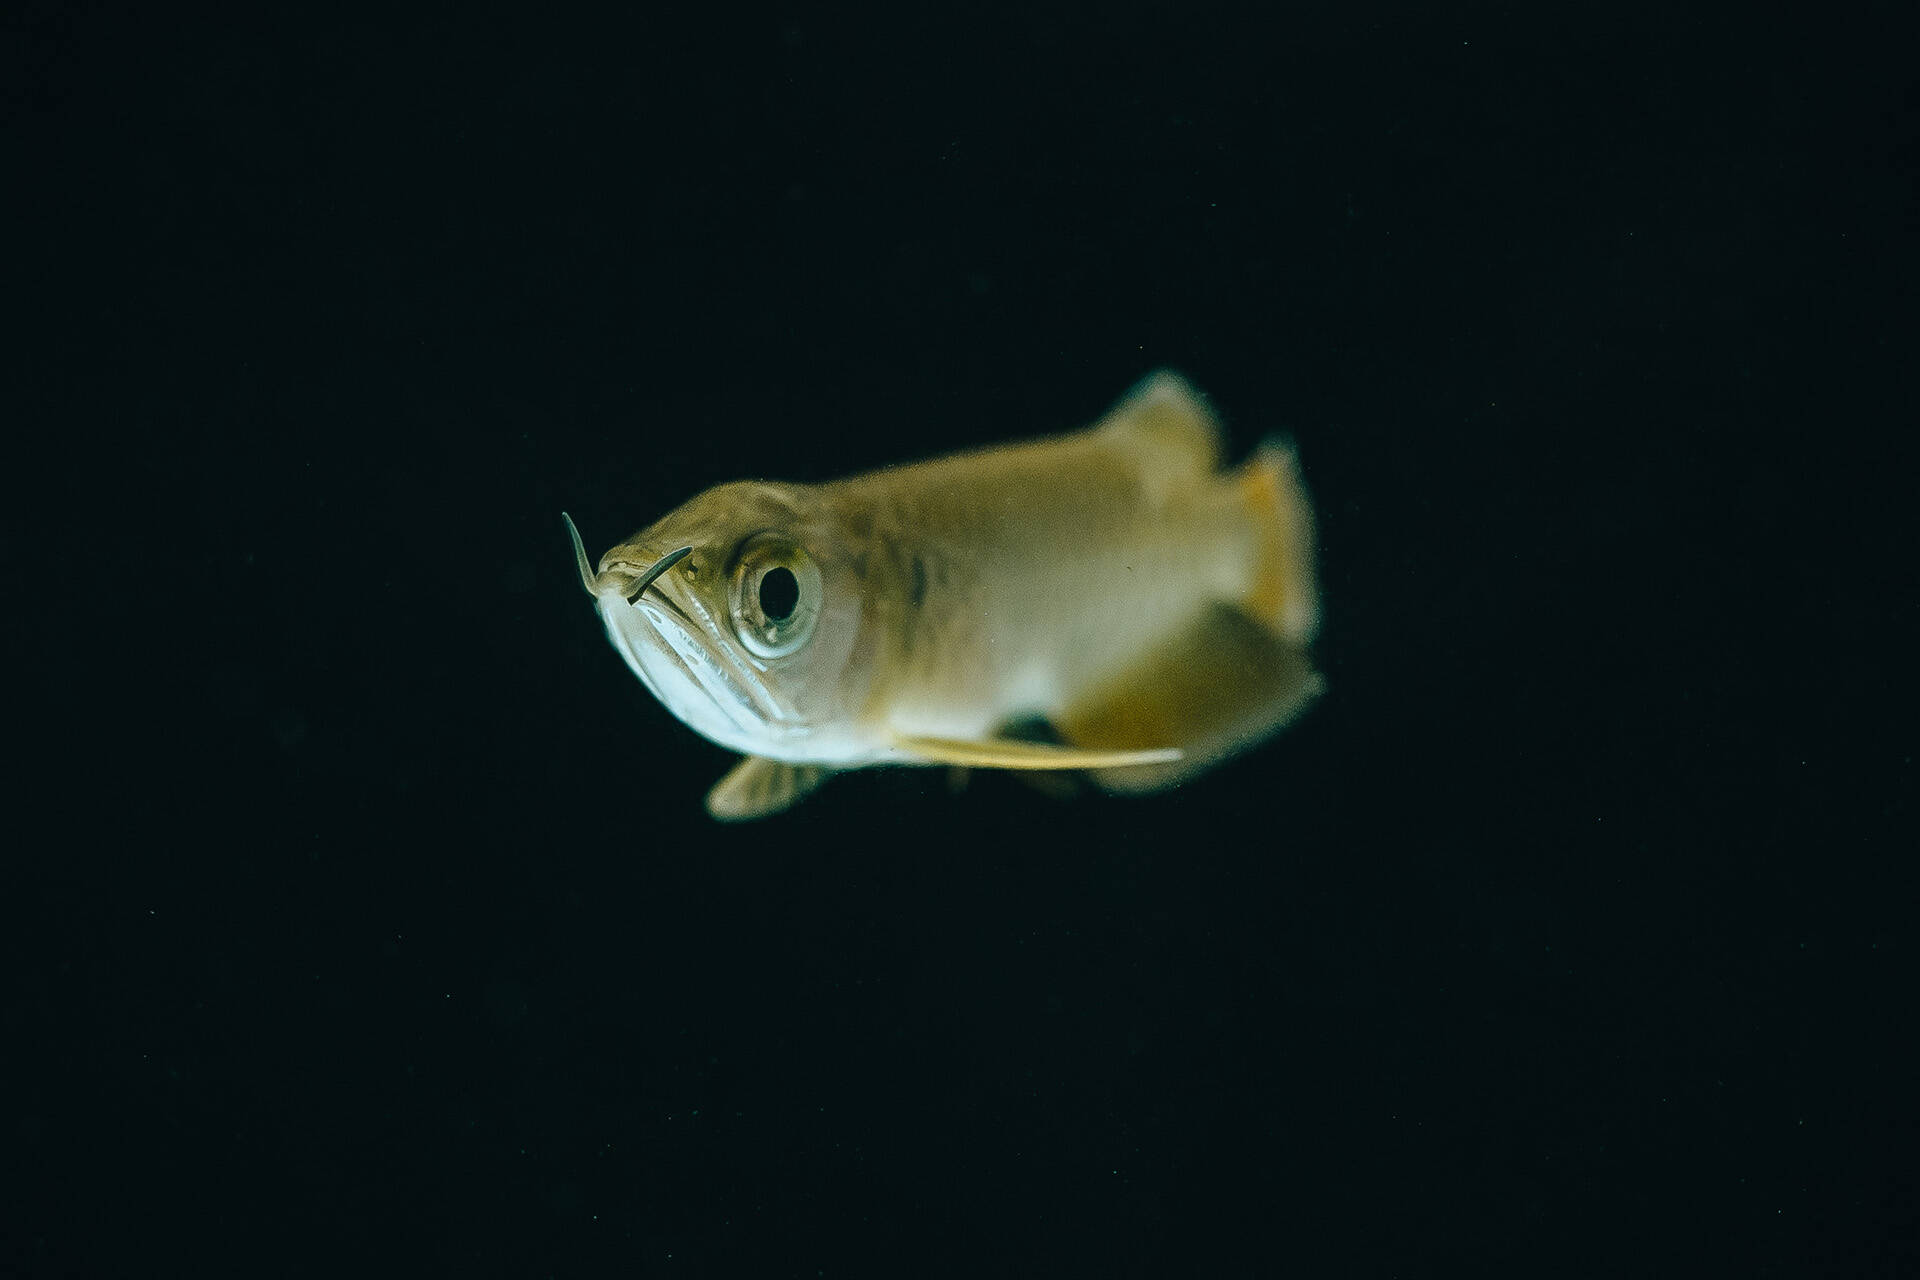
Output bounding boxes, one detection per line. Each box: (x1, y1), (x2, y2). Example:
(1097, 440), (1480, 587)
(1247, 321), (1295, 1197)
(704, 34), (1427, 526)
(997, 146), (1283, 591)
(564, 516), (799, 752)
(595, 573), (798, 751)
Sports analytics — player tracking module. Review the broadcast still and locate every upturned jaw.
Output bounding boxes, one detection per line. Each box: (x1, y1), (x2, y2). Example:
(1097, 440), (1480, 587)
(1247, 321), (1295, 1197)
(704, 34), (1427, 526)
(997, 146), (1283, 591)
(593, 571), (802, 758)
(596, 587), (777, 752)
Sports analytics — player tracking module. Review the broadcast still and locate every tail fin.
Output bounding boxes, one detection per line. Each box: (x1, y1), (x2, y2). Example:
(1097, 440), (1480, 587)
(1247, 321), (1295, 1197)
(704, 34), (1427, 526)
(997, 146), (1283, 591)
(1235, 436), (1319, 644)
(1054, 428), (1324, 794)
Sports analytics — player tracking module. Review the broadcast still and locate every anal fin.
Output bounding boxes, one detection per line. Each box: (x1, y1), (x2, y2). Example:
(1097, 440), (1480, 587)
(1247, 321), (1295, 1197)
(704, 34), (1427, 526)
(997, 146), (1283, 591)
(1056, 604), (1322, 794)
(707, 756), (833, 821)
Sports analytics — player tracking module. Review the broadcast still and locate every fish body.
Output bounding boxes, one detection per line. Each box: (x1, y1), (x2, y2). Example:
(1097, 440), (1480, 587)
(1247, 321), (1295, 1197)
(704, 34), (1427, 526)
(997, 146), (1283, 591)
(569, 371), (1321, 819)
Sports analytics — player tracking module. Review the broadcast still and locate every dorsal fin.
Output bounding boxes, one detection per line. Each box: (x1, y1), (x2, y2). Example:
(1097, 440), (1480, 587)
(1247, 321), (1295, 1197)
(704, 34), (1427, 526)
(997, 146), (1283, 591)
(1094, 370), (1225, 472)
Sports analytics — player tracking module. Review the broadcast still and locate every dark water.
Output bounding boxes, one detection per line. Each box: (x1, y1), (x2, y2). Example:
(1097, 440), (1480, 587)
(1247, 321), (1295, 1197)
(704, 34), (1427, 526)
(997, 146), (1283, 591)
(13, 5), (1914, 1275)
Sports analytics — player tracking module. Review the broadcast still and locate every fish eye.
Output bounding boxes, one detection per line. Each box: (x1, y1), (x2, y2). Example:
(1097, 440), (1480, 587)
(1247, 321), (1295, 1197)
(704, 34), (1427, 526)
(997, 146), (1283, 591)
(729, 537), (821, 660)
(758, 566), (799, 621)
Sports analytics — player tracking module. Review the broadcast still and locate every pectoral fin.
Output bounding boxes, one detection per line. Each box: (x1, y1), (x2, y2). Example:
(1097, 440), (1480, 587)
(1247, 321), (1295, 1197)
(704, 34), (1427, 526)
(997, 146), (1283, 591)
(891, 734), (1181, 771)
(706, 756), (833, 821)
(1057, 604), (1322, 794)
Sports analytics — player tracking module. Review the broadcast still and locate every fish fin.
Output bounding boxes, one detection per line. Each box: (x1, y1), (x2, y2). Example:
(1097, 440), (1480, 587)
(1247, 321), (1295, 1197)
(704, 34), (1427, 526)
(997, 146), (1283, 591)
(989, 715), (1086, 798)
(1095, 369), (1225, 472)
(892, 734), (1181, 771)
(706, 756), (832, 821)
(1233, 435), (1319, 643)
(1056, 604), (1322, 794)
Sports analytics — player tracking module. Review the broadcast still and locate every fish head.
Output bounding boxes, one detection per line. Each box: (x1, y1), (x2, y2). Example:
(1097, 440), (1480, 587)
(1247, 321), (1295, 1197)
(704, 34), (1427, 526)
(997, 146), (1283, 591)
(566, 481), (870, 762)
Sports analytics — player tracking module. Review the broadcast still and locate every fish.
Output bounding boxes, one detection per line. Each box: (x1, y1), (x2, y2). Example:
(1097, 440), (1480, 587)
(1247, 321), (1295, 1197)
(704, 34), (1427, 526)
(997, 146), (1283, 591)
(565, 370), (1322, 820)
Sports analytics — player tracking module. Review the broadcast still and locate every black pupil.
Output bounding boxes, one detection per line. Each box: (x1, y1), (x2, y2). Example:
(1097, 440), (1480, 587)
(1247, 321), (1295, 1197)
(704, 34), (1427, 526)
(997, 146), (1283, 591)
(758, 566), (800, 622)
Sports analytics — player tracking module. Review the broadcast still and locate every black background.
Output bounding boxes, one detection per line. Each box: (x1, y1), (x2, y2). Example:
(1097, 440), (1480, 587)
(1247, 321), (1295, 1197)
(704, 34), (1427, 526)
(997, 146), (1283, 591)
(11, 2), (1915, 1275)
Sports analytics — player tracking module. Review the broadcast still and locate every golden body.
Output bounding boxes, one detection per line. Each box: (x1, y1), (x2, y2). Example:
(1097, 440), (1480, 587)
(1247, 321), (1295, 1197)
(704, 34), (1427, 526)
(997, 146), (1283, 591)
(569, 372), (1320, 819)
(830, 400), (1291, 741)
